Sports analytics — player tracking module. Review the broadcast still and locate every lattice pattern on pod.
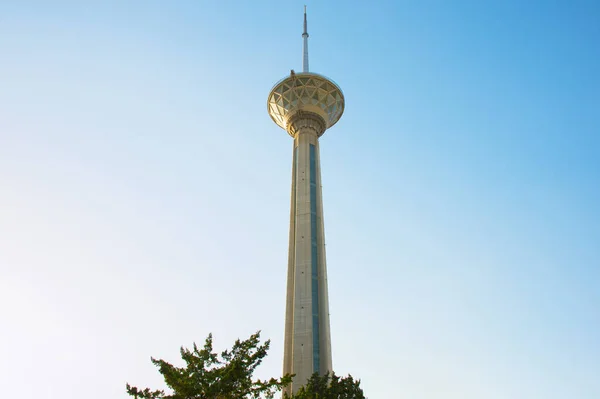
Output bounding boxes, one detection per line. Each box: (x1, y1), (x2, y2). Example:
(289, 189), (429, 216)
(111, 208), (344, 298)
(268, 72), (345, 132)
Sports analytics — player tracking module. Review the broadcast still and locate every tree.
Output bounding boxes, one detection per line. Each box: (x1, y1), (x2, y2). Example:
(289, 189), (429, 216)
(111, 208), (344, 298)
(288, 372), (366, 399)
(126, 331), (292, 399)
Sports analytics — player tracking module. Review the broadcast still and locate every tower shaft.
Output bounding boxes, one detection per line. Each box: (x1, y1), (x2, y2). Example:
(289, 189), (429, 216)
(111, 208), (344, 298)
(283, 114), (332, 395)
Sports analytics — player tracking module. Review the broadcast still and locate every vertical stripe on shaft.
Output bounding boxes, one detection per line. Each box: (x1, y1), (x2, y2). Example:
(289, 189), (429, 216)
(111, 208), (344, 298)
(309, 144), (320, 374)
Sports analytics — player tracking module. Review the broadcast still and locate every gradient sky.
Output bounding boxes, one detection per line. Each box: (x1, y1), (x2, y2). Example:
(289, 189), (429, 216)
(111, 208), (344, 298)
(1, 1), (599, 398)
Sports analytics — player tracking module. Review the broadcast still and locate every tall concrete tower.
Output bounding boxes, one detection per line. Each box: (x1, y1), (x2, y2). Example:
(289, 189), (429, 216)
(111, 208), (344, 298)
(267, 7), (345, 395)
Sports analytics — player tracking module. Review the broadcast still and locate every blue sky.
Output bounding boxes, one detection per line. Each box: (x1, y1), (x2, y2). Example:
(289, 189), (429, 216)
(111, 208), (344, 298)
(1, 1), (599, 398)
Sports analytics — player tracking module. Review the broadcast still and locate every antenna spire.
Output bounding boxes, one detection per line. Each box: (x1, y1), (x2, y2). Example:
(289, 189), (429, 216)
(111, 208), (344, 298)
(302, 5), (309, 72)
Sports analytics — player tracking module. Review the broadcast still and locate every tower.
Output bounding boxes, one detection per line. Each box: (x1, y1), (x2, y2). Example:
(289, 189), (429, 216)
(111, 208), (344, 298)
(267, 7), (345, 395)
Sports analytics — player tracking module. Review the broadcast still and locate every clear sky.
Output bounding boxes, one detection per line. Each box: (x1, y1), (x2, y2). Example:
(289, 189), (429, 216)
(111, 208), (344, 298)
(1, 1), (599, 398)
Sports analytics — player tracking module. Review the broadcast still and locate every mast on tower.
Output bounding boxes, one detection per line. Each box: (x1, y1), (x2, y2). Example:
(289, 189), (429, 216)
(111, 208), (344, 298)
(303, 5), (309, 72)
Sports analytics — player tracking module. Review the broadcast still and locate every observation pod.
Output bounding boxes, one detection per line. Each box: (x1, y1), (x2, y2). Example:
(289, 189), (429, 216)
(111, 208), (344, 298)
(267, 72), (345, 136)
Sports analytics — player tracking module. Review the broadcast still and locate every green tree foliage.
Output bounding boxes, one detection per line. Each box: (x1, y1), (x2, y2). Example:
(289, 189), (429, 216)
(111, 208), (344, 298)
(126, 331), (292, 399)
(288, 372), (366, 399)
